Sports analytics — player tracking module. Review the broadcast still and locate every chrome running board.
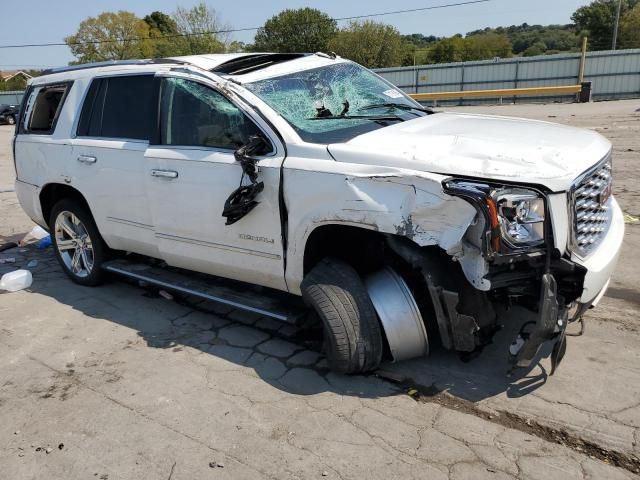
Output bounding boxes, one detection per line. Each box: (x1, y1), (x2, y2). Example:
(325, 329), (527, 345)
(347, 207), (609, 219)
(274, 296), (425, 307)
(103, 260), (305, 324)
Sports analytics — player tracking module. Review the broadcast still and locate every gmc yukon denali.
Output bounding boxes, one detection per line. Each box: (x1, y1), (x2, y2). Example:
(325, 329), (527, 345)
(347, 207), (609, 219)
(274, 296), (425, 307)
(12, 53), (624, 374)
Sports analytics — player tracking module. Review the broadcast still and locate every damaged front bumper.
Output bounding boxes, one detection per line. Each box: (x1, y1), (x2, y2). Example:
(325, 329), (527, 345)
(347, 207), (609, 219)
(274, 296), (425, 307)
(508, 273), (568, 374)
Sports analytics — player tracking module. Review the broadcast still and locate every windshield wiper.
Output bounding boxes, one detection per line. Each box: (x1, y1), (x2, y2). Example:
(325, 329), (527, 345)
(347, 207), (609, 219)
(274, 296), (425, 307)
(357, 102), (434, 115)
(307, 114), (404, 122)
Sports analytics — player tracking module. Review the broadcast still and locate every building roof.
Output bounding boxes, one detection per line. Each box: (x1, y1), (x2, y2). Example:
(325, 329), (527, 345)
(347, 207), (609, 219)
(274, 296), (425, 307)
(0, 70), (33, 81)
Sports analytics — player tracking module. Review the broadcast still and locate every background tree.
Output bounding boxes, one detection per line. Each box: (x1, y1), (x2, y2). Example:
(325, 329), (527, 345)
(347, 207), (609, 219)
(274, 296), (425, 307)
(328, 21), (404, 68)
(523, 41), (548, 56)
(226, 41), (248, 53)
(252, 8), (336, 53)
(143, 11), (182, 57)
(572, 0), (640, 50)
(467, 24), (579, 55)
(426, 35), (466, 63)
(463, 32), (512, 60)
(65, 11), (153, 63)
(172, 2), (228, 55)
(619, 4), (640, 48)
(144, 11), (177, 35)
(0, 75), (28, 92)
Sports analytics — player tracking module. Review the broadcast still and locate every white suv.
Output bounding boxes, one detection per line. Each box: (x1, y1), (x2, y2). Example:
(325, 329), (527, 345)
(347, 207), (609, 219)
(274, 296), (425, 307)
(13, 53), (624, 374)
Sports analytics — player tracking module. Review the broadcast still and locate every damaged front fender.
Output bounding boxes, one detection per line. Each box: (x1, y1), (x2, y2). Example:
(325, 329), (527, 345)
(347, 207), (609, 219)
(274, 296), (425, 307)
(284, 162), (483, 292)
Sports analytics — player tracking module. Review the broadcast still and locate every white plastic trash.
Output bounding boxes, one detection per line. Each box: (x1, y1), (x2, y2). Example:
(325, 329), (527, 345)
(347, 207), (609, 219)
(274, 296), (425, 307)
(0, 270), (33, 292)
(19, 225), (49, 246)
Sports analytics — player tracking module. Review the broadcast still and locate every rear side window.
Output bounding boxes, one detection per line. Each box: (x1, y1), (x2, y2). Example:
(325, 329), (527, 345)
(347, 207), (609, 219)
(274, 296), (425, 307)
(77, 75), (155, 141)
(22, 82), (72, 134)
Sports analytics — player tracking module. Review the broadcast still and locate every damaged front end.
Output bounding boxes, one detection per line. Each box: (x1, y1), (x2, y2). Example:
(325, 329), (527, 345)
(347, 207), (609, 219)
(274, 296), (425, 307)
(441, 179), (587, 374)
(386, 178), (587, 374)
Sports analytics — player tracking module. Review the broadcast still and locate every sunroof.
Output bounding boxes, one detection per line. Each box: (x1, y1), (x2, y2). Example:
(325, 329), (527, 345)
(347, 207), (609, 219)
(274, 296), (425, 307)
(213, 53), (307, 75)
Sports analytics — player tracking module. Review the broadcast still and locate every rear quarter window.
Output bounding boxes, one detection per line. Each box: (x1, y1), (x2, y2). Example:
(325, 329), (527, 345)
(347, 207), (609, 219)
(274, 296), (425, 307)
(21, 82), (73, 135)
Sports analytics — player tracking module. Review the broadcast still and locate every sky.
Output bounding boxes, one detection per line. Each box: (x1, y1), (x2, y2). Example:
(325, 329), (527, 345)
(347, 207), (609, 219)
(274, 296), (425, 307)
(0, 0), (589, 69)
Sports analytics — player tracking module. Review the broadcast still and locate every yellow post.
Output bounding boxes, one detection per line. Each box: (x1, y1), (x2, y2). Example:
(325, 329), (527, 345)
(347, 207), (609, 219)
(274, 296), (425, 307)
(578, 37), (588, 84)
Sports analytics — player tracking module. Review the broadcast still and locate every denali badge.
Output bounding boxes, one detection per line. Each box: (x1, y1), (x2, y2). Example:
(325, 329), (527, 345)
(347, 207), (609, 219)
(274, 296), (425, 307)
(239, 233), (275, 244)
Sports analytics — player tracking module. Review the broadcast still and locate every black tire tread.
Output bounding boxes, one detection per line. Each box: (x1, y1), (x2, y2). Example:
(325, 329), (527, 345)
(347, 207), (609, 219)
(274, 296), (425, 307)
(301, 258), (383, 373)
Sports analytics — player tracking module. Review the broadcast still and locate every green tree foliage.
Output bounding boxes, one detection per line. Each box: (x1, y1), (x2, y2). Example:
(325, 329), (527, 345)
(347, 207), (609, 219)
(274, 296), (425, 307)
(144, 11), (178, 35)
(252, 8), (337, 53)
(424, 33), (512, 63)
(468, 24), (579, 55)
(172, 3), (227, 55)
(65, 11), (153, 63)
(463, 32), (513, 60)
(226, 41), (248, 53)
(572, 0), (640, 50)
(619, 4), (640, 48)
(401, 34), (440, 49)
(0, 73), (39, 92)
(143, 11), (182, 57)
(328, 21), (404, 68)
(427, 35), (466, 63)
(523, 41), (548, 56)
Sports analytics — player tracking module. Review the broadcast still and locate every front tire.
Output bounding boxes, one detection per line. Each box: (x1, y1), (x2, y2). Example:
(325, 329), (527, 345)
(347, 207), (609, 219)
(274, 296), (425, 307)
(6, 115), (15, 125)
(301, 258), (383, 374)
(50, 199), (108, 286)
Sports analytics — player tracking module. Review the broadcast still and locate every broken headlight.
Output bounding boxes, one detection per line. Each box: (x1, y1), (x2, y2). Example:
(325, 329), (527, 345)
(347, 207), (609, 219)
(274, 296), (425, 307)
(443, 179), (546, 255)
(494, 189), (545, 249)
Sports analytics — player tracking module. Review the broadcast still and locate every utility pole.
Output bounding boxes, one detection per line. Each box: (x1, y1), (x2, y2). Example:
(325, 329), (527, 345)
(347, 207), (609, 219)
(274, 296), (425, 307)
(612, 0), (622, 50)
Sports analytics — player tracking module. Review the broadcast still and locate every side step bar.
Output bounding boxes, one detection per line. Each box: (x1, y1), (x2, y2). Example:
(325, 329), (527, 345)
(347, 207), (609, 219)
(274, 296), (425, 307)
(103, 260), (306, 324)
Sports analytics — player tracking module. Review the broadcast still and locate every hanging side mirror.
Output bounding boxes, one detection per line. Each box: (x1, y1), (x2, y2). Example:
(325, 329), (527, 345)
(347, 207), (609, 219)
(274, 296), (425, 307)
(223, 135), (270, 225)
(234, 135), (269, 162)
(233, 135), (269, 184)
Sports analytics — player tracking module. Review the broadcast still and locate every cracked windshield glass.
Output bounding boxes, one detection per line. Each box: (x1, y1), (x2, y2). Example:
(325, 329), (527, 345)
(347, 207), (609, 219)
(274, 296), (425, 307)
(245, 62), (427, 143)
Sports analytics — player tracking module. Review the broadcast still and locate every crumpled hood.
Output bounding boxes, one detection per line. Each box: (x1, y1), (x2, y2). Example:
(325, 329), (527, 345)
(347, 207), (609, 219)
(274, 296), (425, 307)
(327, 112), (611, 192)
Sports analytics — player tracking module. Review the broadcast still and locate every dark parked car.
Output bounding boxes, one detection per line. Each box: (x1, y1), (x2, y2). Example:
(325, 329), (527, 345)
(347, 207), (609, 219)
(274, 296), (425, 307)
(0, 104), (19, 125)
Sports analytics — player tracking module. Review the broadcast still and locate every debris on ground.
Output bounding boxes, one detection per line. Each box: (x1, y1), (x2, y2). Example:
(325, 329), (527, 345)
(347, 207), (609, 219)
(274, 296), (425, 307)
(0, 269), (33, 292)
(27, 260), (38, 268)
(0, 257), (15, 264)
(19, 225), (49, 246)
(158, 290), (174, 301)
(0, 241), (18, 252)
(36, 236), (51, 249)
(625, 213), (640, 224)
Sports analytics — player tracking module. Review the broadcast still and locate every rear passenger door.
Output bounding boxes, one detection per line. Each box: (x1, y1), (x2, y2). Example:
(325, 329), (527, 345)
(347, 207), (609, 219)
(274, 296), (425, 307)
(71, 74), (160, 257)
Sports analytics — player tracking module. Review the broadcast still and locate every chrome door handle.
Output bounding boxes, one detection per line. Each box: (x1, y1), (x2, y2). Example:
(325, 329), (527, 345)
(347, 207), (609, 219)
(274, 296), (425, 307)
(151, 169), (179, 179)
(77, 155), (97, 164)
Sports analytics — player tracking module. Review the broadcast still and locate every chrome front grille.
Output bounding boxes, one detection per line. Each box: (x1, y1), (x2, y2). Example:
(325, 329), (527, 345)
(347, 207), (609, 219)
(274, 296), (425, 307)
(572, 156), (612, 255)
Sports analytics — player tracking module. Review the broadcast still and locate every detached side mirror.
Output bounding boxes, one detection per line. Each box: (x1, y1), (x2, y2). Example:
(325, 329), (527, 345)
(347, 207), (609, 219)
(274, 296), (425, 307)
(234, 135), (269, 162)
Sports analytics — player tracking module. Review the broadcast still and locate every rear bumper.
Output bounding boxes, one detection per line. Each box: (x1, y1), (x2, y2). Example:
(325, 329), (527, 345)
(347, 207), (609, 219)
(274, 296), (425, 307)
(571, 196), (624, 304)
(15, 179), (46, 227)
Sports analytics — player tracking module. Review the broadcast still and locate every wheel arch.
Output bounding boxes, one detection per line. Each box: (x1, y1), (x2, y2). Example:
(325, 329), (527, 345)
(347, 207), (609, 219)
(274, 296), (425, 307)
(302, 222), (388, 277)
(40, 183), (92, 227)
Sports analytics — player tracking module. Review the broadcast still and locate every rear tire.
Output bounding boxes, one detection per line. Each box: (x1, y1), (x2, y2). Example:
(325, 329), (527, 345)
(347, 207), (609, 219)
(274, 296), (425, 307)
(301, 258), (383, 374)
(7, 115), (15, 125)
(49, 199), (108, 286)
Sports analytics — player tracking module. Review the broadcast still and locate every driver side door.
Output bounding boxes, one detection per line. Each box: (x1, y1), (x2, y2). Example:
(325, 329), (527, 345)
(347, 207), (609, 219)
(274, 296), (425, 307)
(145, 74), (287, 291)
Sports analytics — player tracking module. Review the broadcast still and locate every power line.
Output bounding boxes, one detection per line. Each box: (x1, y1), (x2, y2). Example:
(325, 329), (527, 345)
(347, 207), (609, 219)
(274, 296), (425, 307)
(0, 0), (490, 50)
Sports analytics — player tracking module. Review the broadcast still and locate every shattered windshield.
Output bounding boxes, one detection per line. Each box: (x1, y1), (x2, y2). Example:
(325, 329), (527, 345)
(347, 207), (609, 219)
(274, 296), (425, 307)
(245, 62), (427, 144)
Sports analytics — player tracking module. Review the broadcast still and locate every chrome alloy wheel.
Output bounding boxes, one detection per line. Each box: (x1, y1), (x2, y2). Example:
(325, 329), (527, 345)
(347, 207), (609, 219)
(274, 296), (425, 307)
(54, 210), (95, 278)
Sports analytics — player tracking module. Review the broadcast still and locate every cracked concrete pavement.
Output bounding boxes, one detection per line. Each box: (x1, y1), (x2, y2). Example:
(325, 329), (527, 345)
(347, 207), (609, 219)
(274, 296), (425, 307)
(1, 100), (639, 479)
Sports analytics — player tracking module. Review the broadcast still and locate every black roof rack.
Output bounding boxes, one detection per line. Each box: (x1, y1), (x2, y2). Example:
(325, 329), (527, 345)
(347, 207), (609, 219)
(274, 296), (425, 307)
(42, 58), (189, 76)
(213, 53), (308, 75)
